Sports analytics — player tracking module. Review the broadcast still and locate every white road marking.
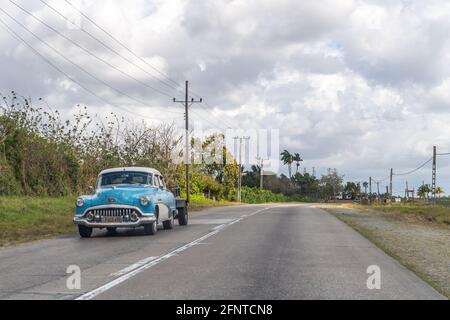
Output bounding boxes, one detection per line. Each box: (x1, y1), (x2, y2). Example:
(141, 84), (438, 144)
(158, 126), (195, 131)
(110, 256), (158, 277)
(75, 206), (275, 300)
(189, 218), (235, 225)
(212, 224), (226, 231)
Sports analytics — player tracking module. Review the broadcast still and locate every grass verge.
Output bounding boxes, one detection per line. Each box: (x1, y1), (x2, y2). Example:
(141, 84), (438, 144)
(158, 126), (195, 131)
(0, 196), (76, 247)
(0, 195), (237, 247)
(366, 202), (450, 225)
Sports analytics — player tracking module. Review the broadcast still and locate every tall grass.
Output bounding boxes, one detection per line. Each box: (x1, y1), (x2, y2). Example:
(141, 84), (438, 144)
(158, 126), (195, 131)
(369, 203), (450, 225)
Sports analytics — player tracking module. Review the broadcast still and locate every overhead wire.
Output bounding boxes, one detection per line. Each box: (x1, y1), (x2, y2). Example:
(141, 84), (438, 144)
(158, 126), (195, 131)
(58, 0), (240, 130)
(0, 16), (180, 122)
(8, 0), (239, 130)
(63, 0), (183, 91)
(393, 158), (433, 176)
(7, 0), (182, 103)
(36, 0), (183, 95)
(0, 7), (183, 115)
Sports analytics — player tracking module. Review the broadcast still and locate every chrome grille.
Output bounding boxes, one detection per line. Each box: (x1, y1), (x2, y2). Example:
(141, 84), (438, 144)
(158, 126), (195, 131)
(87, 208), (136, 217)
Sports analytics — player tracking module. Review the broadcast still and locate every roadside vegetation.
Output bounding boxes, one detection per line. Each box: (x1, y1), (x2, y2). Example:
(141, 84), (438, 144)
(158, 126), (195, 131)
(0, 92), (347, 246)
(0, 92), (342, 201)
(0, 196), (75, 247)
(365, 202), (450, 225)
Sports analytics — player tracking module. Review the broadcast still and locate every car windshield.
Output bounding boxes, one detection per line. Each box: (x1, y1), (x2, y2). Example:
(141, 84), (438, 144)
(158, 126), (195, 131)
(99, 172), (152, 187)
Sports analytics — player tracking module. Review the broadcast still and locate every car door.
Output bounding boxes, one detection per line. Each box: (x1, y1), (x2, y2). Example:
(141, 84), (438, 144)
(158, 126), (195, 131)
(160, 176), (175, 211)
(154, 174), (169, 221)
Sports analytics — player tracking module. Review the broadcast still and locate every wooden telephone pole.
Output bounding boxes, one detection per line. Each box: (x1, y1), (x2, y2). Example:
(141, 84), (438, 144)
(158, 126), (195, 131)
(174, 81), (202, 204)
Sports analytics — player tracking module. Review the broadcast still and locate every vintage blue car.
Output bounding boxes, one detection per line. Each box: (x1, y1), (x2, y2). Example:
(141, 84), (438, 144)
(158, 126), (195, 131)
(73, 167), (188, 238)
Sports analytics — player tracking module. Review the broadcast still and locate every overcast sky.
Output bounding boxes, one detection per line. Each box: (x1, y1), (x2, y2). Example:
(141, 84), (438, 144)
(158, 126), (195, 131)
(1, 0), (450, 195)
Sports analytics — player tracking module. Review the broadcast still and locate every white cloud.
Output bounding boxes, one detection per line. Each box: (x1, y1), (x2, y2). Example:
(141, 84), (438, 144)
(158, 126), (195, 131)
(1, 0), (450, 194)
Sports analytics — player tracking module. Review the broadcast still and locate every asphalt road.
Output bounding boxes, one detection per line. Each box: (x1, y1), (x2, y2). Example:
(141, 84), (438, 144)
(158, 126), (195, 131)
(0, 204), (444, 300)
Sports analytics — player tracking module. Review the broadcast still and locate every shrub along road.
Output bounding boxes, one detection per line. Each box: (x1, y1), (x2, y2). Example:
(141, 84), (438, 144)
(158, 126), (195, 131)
(0, 204), (443, 300)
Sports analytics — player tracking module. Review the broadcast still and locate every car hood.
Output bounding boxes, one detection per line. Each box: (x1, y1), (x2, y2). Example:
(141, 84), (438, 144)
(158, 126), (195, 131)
(88, 186), (158, 205)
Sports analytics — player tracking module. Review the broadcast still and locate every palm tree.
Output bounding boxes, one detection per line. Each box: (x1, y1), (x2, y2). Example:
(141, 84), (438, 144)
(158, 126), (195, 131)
(280, 150), (293, 179)
(434, 187), (445, 198)
(292, 153), (303, 174)
(363, 181), (369, 194)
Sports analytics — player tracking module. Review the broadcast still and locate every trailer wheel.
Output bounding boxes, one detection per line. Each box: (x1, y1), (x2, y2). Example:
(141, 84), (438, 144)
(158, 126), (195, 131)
(178, 206), (188, 226)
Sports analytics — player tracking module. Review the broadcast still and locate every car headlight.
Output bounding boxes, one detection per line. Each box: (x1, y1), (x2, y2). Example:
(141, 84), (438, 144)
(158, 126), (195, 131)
(76, 198), (85, 207)
(140, 196), (150, 206)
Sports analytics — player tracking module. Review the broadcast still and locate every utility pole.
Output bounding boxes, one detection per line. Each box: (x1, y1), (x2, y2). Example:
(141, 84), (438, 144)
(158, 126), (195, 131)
(234, 136), (250, 202)
(173, 81), (202, 205)
(257, 157), (269, 190)
(369, 176), (372, 196)
(389, 168), (393, 198)
(432, 146), (437, 204)
(376, 181), (380, 198)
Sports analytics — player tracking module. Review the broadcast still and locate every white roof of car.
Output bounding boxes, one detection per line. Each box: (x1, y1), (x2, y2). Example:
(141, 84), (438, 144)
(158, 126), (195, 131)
(99, 167), (162, 176)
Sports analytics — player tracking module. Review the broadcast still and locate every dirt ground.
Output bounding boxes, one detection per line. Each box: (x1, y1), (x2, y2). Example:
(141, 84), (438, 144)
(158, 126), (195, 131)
(316, 204), (450, 299)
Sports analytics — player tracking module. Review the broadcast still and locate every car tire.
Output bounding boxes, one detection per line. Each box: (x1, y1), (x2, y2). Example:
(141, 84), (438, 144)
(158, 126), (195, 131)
(106, 227), (117, 233)
(163, 215), (174, 230)
(178, 207), (188, 226)
(144, 222), (157, 235)
(78, 225), (92, 238)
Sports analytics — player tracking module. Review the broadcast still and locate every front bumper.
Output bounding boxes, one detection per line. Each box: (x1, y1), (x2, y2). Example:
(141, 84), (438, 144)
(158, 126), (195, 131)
(73, 205), (156, 228)
(73, 216), (156, 228)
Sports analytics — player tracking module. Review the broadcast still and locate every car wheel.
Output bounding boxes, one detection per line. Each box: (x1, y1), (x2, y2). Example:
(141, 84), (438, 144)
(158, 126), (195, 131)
(178, 207), (188, 226)
(78, 225), (92, 238)
(163, 215), (174, 230)
(144, 222), (157, 235)
(106, 227), (117, 233)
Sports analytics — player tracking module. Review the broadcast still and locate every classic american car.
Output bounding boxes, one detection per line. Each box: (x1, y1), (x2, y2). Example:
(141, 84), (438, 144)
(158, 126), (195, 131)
(73, 167), (188, 238)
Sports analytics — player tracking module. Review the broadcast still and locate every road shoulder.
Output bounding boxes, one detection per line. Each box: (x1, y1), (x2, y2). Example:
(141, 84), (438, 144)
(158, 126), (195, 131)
(317, 204), (450, 299)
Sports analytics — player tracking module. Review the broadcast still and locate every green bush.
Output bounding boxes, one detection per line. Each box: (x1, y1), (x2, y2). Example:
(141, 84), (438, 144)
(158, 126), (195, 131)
(240, 187), (311, 204)
(0, 161), (21, 195)
(241, 187), (280, 203)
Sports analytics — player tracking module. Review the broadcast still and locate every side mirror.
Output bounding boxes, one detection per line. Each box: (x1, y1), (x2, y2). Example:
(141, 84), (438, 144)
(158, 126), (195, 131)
(159, 185), (165, 190)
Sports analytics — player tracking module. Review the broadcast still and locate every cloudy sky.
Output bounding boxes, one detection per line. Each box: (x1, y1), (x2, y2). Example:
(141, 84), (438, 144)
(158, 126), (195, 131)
(1, 0), (450, 195)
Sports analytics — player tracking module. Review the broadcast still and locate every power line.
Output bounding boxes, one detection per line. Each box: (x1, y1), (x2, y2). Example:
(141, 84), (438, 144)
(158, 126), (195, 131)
(63, 0), (183, 91)
(38, 0), (237, 130)
(0, 17), (180, 122)
(0, 7), (182, 115)
(63, 0), (240, 131)
(393, 158), (433, 176)
(190, 108), (227, 131)
(36, 0), (183, 95)
(200, 101), (237, 130)
(7, 0), (181, 102)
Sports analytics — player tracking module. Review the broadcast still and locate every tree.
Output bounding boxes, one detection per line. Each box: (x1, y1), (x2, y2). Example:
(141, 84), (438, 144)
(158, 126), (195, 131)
(434, 186), (445, 198)
(319, 169), (344, 199)
(242, 165), (260, 189)
(292, 153), (303, 174)
(344, 182), (360, 199)
(292, 172), (319, 197)
(280, 150), (293, 179)
(363, 181), (369, 194)
(417, 184), (431, 199)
